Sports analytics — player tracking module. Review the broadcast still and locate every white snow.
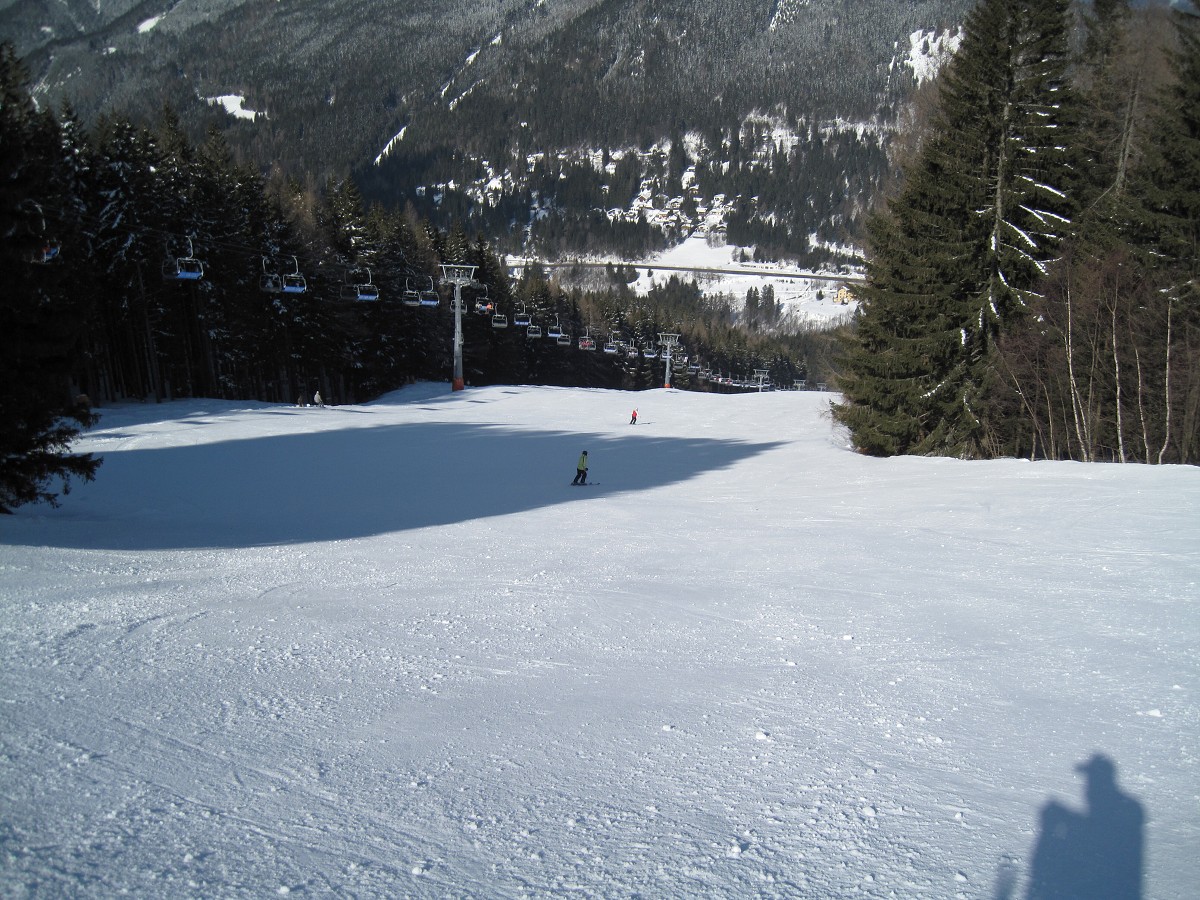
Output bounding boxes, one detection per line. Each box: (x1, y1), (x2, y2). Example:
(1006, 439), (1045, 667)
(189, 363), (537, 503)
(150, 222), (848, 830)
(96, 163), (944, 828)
(627, 234), (860, 324)
(2, 384), (1197, 898)
(206, 95), (265, 122)
(136, 16), (162, 34)
(374, 126), (408, 166)
(905, 28), (962, 85)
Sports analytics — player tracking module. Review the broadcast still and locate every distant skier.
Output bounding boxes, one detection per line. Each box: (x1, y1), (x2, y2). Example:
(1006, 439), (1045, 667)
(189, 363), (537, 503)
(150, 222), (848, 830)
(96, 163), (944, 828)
(572, 450), (589, 485)
(314, 390), (323, 407)
(630, 408), (638, 425)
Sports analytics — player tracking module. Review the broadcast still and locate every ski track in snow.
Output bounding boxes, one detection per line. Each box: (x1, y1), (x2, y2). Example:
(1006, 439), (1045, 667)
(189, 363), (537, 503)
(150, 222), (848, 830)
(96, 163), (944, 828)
(1, 384), (1197, 898)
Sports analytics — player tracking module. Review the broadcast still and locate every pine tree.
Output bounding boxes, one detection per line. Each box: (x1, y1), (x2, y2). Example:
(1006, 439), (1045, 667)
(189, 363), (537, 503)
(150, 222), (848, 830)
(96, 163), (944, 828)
(1129, 10), (1200, 462)
(834, 0), (1077, 457)
(0, 44), (99, 512)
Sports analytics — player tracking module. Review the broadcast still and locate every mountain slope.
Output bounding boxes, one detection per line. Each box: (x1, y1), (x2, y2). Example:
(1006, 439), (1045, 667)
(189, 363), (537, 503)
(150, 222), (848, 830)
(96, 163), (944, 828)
(2, 385), (1197, 896)
(6, 0), (973, 258)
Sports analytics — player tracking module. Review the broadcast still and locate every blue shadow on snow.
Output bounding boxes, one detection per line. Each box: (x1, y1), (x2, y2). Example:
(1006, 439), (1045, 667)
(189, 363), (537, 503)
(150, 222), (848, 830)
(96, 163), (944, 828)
(1, 422), (784, 550)
(993, 753), (1145, 900)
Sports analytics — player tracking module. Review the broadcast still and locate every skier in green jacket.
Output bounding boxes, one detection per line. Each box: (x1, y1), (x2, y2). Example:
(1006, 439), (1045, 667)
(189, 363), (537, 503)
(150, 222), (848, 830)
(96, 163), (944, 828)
(572, 450), (589, 485)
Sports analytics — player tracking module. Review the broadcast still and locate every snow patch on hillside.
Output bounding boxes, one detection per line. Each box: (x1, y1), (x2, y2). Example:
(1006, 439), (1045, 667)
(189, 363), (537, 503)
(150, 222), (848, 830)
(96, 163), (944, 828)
(768, 0), (811, 32)
(628, 234), (858, 322)
(206, 94), (265, 122)
(905, 27), (962, 84)
(375, 126), (408, 166)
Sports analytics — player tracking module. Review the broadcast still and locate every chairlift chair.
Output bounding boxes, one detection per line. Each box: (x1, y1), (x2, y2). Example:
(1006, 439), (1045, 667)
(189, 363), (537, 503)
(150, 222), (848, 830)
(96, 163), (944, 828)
(281, 257), (307, 294)
(556, 333), (571, 346)
(474, 285), (493, 316)
(643, 347), (658, 359)
(513, 305), (531, 328)
(492, 313), (508, 329)
(419, 277), (440, 306)
(526, 324), (542, 338)
(402, 278), (422, 307)
(578, 327), (596, 351)
(259, 257), (282, 293)
(163, 238), (204, 281)
(30, 240), (61, 264)
(343, 267), (379, 302)
(547, 316), (563, 339)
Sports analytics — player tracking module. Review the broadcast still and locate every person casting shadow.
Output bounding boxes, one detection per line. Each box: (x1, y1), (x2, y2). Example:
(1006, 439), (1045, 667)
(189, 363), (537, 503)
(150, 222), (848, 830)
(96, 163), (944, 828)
(1025, 754), (1144, 900)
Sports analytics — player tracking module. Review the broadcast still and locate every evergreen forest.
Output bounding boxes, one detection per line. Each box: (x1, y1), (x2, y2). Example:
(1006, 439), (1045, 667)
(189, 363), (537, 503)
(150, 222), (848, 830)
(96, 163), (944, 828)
(833, 0), (1200, 465)
(0, 42), (819, 511)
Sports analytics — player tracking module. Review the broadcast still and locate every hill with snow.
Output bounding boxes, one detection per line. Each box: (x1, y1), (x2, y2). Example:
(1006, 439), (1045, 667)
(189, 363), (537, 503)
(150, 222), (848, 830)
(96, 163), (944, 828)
(4, 0), (974, 262)
(2, 384), (1197, 897)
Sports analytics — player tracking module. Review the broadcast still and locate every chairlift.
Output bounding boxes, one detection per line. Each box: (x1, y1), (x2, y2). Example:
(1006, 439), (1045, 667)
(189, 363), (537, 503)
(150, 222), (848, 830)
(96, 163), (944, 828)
(259, 257), (283, 293)
(603, 339), (619, 354)
(30, 239), (61, 265)
(547, 316), (563, 339)
(626, 346), (639, 359)
(643, 347), (658, 359)
(526, 324), (542, 338)
(578, 327), (596, 351)
(342, 267), (379, 302)
(163, 238), (204, 281)
(281, 256), (307, 294)
(473, 284), (493, 316)
(402, 278), (422, 307)
(513, 304), (531, 328)
(688, 363), (700, 374)
(556, 333), (571, 346)
(419, 277), (440, 306)
(20, 203), (61, 264)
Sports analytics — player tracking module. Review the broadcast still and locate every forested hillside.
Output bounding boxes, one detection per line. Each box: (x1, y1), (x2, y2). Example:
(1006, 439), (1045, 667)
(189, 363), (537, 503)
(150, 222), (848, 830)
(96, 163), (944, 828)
(833, 0), (1200, 465)
(5, 0), (973, 261)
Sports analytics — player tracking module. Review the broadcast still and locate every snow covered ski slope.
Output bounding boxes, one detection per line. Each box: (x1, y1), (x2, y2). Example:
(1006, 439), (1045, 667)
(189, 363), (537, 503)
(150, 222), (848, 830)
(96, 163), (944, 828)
(1, 384), (1197, 897)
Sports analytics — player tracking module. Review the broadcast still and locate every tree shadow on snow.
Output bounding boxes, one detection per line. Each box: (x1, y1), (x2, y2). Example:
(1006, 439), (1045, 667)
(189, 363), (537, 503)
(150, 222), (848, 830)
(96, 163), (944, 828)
(1, 422), (784, 550)
(993, 753), (1145, 900)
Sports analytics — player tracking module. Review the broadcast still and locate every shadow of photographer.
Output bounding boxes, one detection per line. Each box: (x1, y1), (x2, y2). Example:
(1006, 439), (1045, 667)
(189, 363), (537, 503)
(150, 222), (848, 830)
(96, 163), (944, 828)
(1020, 753), (1145, 900)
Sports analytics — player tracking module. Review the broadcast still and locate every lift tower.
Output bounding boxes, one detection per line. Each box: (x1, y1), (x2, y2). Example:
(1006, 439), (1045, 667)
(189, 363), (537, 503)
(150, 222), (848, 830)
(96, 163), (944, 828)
(658, 333), (681, 389)
(440, 264), (479, 391)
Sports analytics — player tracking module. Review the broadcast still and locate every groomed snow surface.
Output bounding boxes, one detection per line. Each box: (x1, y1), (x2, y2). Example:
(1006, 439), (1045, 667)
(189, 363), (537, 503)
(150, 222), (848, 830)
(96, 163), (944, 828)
(2, 384), (1197, 898)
